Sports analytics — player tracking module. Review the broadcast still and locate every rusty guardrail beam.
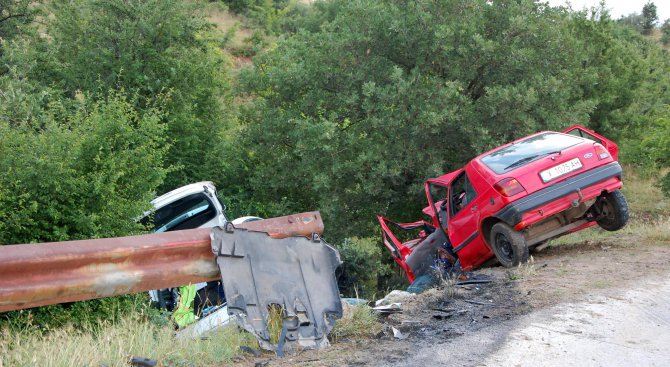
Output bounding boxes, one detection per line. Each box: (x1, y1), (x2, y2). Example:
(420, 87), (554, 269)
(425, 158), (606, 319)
(0, 212), (323, 313)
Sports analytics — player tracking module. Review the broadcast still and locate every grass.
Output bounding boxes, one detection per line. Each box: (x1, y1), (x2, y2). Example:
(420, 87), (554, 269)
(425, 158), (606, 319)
(507, 256), (537, 281)
(266, 304), (284, 345)
(620, 165), (670, 218)
(329, 304), (381, 342)
(0, 316), (257, 367)
(550, 213), (670, 248)
(204, 2), (254, 51)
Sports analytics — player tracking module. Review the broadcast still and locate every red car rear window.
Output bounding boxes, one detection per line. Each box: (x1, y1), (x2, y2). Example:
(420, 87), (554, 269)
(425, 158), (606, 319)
(481, 133), (585, 174)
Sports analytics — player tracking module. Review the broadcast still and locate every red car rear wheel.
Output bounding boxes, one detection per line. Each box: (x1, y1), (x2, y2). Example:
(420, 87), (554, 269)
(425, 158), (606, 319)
(490, 222), (529, 268)
(596, 190), (629, 231)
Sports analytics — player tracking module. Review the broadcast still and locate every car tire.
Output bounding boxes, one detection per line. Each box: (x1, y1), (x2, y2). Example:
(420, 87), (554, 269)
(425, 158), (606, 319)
(596, 190), (629, 231)
(490, 222), (529, 268)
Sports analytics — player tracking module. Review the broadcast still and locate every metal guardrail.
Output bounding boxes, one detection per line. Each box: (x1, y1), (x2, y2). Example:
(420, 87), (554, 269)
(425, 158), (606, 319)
(0, 212), (324, 313)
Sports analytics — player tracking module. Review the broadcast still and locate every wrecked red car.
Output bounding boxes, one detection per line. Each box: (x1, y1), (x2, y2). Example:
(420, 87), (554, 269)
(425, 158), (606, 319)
(379, 125), (628, 283)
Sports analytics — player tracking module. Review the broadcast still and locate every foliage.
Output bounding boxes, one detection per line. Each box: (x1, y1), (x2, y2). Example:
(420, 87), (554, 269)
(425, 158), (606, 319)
(0, 94), (168, 244)
(642, 1), (658, 35)
(221, 0), (307, 34)
(635, 107), (670, 195)
(662, 19), (670, 45)
(0, 0), (40, 53)
(2, 0), (232, 190)
(567, 9), (670, 137)
(226, 0), (670, 245)
(0, 94), (169, 329)
(617, 13), (645, 33)
(336, 237), (395, 298)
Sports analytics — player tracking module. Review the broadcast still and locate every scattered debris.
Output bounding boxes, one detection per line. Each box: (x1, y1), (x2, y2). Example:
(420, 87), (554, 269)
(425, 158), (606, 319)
(176, 304), (231, 339)
(463, 300), (508, 308)
(455, 279), (493, 286)
(128, 357), (157, 367)
(432, 309), (468, 320)
(372, 303), (403, 314)
(342, 298), (368, 306)
(375, 290), (414, 306)
(391, 327), (407, 340)
(240, 346), (262, 358)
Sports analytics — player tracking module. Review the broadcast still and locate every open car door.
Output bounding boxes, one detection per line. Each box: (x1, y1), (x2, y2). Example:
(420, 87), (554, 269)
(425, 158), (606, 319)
(563, 124), (619, 161)
(378, 216), (435, 283)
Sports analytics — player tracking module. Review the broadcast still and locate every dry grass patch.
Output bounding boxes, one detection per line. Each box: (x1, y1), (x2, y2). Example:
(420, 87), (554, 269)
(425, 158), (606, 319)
(0, 316), (256, 367)
(621, 166), (670, 218)
(330, 304), (381, 341)
(508, 256), (537, 281)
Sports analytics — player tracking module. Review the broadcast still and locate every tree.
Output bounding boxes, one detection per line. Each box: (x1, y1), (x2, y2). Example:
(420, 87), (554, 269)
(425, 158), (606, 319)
(222, 0), (670, 244)
(0, 0), (38, 41)
(617, 13), (644, 33)
(1, 0), (233, 190)
(0, 0), (41, 63)
(642, 1), (657, 35)
(0, 94), (169, 244)
(0, 93), (170, 329)
(662, 19), (670, 45)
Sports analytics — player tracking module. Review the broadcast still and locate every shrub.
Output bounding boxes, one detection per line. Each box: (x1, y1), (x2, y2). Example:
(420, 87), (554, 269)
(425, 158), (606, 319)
(0, 93), (169, 329)
(336, 237), (395, 299)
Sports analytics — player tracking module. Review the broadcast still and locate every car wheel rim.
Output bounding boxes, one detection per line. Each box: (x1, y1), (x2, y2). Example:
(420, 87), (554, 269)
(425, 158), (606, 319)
(600, 200), (614, 220)
(495, 233), (513, 261)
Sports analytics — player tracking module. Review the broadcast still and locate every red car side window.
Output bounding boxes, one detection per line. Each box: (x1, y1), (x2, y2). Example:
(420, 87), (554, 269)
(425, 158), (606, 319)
(449, 172), (477, 218)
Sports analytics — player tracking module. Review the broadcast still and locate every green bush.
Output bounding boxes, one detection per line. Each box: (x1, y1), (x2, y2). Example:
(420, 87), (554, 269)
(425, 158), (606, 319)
(336, 237), (397, 298)
(1, 0), (233, 191)
(0, 94), (169, 330)
(0, 94), (168, 244)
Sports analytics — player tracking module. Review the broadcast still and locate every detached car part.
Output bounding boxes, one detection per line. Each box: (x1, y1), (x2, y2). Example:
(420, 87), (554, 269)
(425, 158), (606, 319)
(211, 225), (342, 351)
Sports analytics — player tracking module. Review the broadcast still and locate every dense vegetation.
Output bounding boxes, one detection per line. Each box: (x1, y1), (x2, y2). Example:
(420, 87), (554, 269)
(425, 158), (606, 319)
(1, 0), (669, 326)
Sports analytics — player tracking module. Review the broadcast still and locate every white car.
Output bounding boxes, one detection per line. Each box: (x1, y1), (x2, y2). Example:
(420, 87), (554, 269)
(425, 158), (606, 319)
(141, 182), (260, 313)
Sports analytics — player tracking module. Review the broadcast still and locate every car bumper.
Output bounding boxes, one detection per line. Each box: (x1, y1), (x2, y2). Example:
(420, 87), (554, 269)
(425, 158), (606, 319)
(495, 162), (623, 228)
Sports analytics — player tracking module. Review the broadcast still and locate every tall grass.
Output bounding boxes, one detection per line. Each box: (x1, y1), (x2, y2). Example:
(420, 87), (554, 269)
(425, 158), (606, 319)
(621, 165), (670, 217)
(0, 316), (256, 367)
(330, 304), (381, 341)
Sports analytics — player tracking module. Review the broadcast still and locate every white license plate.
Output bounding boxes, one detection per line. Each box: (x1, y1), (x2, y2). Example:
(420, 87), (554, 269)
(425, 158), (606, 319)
(540, 158), (582, 182)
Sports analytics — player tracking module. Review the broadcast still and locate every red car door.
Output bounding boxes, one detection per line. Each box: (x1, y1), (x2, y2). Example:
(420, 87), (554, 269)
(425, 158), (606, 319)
(444, 170), (481, 256)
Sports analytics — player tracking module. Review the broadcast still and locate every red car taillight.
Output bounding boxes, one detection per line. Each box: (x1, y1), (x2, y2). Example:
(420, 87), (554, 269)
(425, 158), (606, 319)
(594, 143), (610, 160)
(494, 178), (526, 197)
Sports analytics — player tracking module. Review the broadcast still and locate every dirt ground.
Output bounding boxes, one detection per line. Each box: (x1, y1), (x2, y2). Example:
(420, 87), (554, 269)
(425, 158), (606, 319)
(236, 231), (670, 366)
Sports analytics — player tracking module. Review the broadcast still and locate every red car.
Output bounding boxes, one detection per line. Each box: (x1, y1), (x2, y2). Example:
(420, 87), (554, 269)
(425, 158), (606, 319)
(379, 125), (628, 283)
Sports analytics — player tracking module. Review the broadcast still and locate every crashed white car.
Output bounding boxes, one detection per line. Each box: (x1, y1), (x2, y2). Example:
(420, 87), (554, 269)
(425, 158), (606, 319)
(141, 181), (259, 314)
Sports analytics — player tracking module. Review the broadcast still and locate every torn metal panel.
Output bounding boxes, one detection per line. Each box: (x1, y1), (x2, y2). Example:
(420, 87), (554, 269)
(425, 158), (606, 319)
(211, 226), (342, 351)
(235, 211), (324, 239)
